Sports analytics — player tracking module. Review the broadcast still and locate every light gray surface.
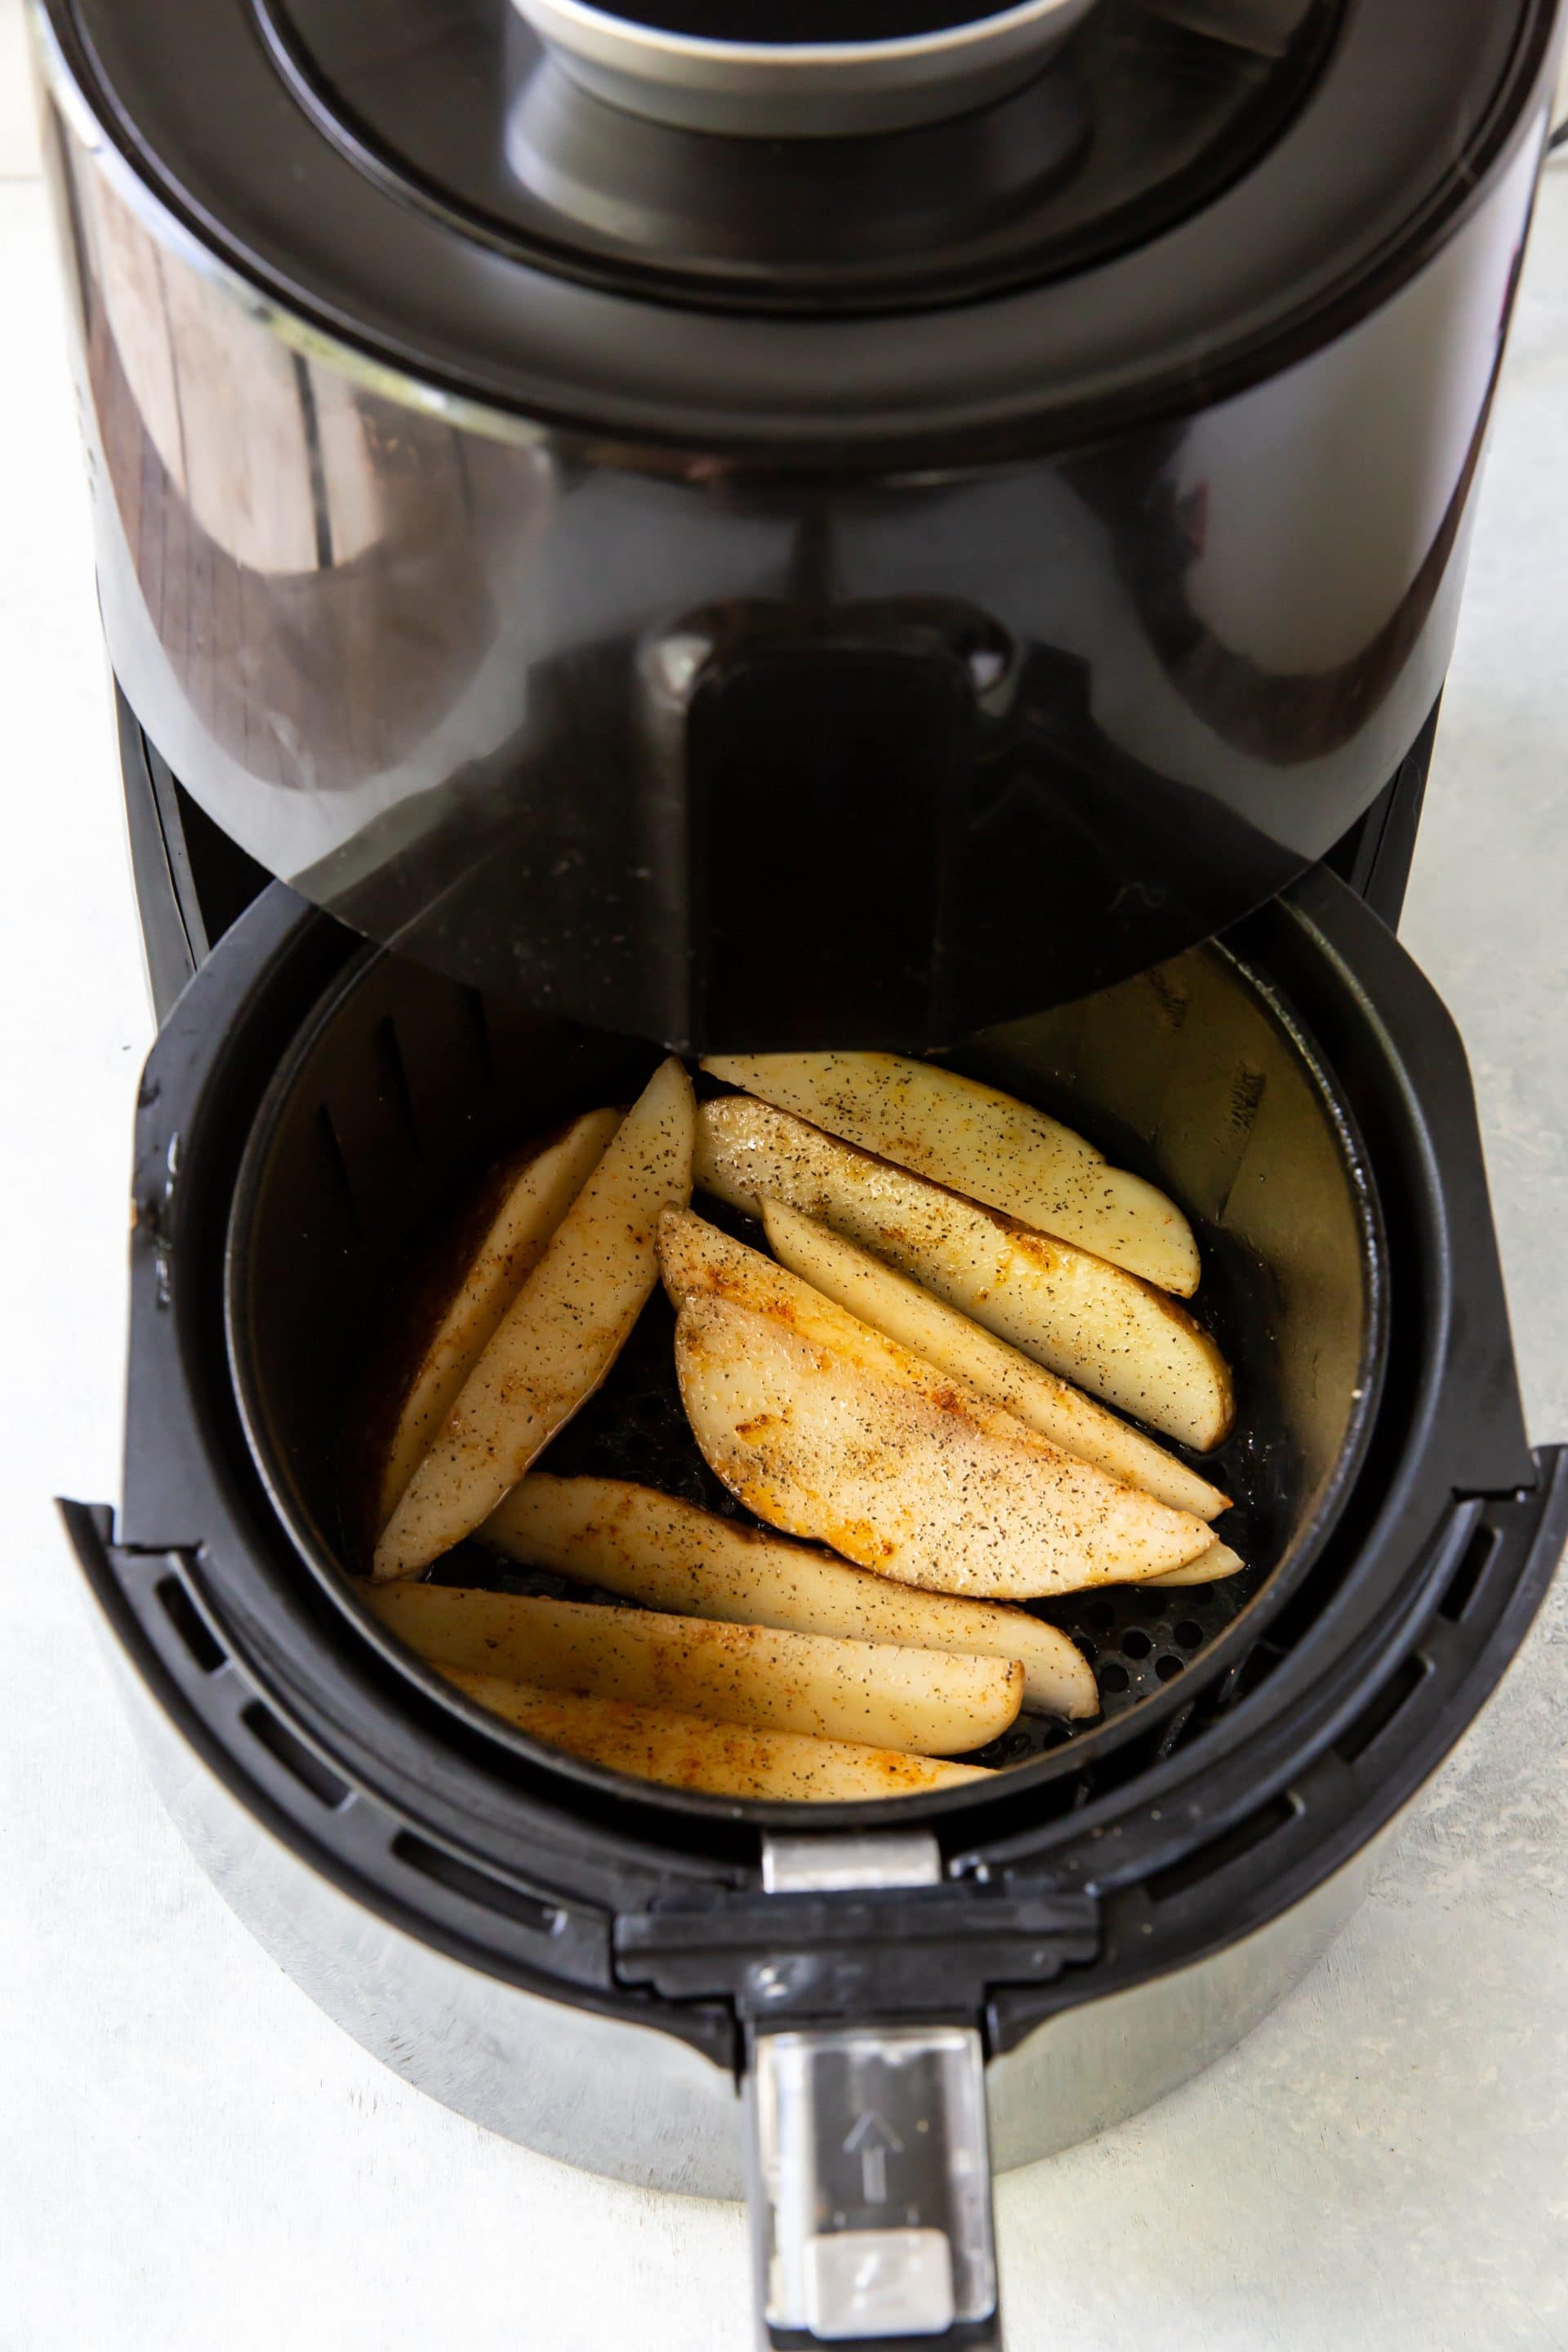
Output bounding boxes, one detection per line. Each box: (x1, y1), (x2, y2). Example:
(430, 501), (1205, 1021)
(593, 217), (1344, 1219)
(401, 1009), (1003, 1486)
(2, 150), (1566, 2352)
(0, 0), (40, 177)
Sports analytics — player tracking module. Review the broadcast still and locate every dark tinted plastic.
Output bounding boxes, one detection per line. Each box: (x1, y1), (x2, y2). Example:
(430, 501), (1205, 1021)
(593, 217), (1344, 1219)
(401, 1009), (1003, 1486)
(39, 7), (1549, 1041)
(40, 0), (1549, 429)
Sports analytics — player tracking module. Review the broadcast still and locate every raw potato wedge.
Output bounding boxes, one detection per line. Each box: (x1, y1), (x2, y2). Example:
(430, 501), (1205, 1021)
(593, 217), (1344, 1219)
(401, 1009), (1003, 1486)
(661, 1211), (1212, 1590)
(367, 1581), (1022, 1754)
(443, 1672), (992, 1801)
(373, 1058), (695, 1579)
(703, 1049), (1200, 1295)
(697, 1098), (1233, 1451)
(378, 1108), (622, 1525)
(485, 1475), (1099, 1718)
(1143, 1542), (1246, 1588)
(673, 1298), (1213, 1598)
(761, 1204), (1229, 1521)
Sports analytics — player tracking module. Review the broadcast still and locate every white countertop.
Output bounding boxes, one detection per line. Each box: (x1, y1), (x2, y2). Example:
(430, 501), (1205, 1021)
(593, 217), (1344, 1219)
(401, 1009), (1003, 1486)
(2, 108), (1566, 2352)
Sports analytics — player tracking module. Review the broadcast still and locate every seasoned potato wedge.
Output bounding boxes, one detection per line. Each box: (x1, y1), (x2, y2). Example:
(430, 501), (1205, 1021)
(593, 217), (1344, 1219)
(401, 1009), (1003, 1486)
(367, 1581), (1022, 1753)
(485, 1475), (1098, 1718)
(662, 1204), (1213, 1570)
(661, 1205), (902, 1354)
(662, 1211), (1212, 1591)
(378, 1108), (622, 1525)
(443, 1672), (993, 1799)
(762, 1204), (1229, 1521)
(705, 1049), (1200, 1294)
(696, 1098), (1233, 1450)
(374, 1058), (695, 1579)
(672, 1290), (1213, 1598)
(1143, 1542), (1246, 1588)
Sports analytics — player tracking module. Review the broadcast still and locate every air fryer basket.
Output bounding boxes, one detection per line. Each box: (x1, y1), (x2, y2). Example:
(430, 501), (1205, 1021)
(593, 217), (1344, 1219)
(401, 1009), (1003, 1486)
(225, 926), (1384, 1806)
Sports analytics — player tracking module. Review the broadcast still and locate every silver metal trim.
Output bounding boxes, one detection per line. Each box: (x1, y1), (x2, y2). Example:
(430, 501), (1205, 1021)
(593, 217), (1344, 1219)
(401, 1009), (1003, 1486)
(761, 1833), (942, 1895)
(103, 1640), (747, 2198)
(750, 2025), (996, 2335)
(512, 0), (1098, 136)
(96, 1592), (1386, 2201)
(805, 2230), (956, 2340)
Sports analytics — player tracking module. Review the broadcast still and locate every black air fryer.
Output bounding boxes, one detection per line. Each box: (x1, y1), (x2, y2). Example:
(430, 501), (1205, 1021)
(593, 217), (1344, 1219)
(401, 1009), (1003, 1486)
(33, 0), (1568, 2342)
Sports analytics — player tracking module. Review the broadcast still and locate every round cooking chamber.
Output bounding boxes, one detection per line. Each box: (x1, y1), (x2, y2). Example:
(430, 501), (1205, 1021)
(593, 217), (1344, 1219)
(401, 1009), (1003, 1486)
(225, 920), (1383, 1824)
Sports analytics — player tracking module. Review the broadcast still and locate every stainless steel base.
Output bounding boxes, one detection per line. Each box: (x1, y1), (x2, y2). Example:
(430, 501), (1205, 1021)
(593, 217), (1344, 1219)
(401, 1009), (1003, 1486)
(110, 1641), (1379, 2200)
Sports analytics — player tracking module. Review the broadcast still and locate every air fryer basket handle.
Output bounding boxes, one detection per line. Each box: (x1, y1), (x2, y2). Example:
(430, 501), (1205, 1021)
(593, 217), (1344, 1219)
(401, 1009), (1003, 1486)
(746, 2021), (1003, 2349)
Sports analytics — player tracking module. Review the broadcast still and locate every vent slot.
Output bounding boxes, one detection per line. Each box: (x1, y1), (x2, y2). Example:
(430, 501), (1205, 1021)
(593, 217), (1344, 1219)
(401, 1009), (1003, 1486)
(392, 1831), (564, 1938)
(314, 1105), (359, 1240)
(1226, 1061), (1267, 1140)
(1147, 1792), (1298, 1902)
(1437, 1523), (1501, 1624)
(156, 1574), (226, 1674)
(461, 985), (493, 1084)
(1145, 970), (1191, 1032)
(375, 1015), (421, 1156)
(241, 1700), (352, 1809)
(1219, 1639), (1285, 1711)
(1334, 1652), (1431, 1765)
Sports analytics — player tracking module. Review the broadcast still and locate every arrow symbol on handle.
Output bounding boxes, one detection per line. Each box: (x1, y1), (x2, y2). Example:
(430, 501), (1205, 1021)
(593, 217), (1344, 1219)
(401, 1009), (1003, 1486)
(843, 2111), (903, 2204)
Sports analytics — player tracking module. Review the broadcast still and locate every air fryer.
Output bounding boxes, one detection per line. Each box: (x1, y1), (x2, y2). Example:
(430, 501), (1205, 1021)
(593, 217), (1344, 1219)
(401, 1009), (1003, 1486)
(32, 0), (1568, 2342)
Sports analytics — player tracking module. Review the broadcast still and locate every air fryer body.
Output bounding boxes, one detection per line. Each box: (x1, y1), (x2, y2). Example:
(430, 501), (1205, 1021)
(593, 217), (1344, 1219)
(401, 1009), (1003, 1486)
(32, 0), (1568, 2336)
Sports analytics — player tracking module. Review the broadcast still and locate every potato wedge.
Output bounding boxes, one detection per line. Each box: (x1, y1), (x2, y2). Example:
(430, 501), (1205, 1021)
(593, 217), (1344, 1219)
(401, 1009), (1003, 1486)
(662, 1210), (1212, 1589)
(373, 1058), (695, 1579)
(485, 1475), (1098, 1718)
(673, 1288), (1214, 1598)
(443, 1672), (992, 1800)
(703, 1050), (1200, 1294)
(661, 1204), (905, 1355)
(761, 1204), (1229, 1521)
(367, 1581), (1022, 1754)
(378, 1108), (622, 1525)
(1143, 1542), (1246, 1588)
(696, 1097), (1233, 1450)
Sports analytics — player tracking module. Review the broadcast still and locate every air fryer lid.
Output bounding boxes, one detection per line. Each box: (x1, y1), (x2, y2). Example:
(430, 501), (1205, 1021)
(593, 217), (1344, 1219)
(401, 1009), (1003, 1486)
(47, 0), (1547, 436)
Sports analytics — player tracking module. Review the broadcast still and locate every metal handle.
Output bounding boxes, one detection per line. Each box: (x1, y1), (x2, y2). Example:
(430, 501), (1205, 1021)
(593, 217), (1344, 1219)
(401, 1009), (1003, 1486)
(747, 2023), (1000, 2347)
(744, 1835), (1001, 2346)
